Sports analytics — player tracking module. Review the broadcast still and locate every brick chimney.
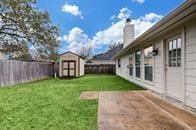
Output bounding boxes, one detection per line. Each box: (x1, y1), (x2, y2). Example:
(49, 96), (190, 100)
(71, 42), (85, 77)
(123, 18), (134, 48)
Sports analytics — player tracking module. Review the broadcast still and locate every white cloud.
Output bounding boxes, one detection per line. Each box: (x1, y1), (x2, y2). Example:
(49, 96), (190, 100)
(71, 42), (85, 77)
(132, 0), (145, 4)
(90, 8), (162, 46)
(91, 20), (124, 47)
(62, 3), (83, 19)
(61, 8), (162, 54)
(142, 13), (163, 22)
(110, 15), (116, 20)
(62, 27), (91, 52)
(117, 7), (132, 20)
(132, 12), (163, 36)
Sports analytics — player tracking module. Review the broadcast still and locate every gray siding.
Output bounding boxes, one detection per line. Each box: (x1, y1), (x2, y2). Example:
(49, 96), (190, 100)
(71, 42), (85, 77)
(79, 58), (85, 76)
(154, 40), (164, 93)
(185, 19), (196, 108)
(116, 55), (129, 80)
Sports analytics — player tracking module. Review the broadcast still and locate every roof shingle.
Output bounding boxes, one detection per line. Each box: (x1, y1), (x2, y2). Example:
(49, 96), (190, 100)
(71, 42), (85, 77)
(92, 44), (123, 60)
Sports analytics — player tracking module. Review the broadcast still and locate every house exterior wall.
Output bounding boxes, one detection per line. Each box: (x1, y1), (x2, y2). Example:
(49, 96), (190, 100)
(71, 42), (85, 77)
(116, 18), (196, 109)
(153, 40), (164, 94)
(116, 55), (129, 80)
(116, 40), (164, 94)
(79, 58), (85, 76)
(185, 18), (196, 108)
(59, 53), (79, 77)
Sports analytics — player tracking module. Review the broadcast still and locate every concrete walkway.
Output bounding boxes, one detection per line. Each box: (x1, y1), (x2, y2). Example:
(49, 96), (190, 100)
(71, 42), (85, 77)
(98, 91), (196, 130)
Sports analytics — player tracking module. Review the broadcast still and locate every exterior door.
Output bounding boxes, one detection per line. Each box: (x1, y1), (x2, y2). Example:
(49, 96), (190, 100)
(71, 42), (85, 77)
(62, 61), (76, 77)
(166, 36), (184, 101)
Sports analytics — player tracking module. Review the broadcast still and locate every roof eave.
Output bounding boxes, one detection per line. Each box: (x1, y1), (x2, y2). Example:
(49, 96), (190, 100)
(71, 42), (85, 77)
(60, 51), (85, 60)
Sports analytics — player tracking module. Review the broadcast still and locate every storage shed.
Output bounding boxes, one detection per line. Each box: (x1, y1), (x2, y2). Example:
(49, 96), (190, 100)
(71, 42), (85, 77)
(59, 51), (85, 77)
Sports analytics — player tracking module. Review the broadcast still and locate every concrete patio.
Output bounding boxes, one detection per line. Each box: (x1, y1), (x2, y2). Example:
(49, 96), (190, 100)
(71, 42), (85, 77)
(98, 91), (196, 130)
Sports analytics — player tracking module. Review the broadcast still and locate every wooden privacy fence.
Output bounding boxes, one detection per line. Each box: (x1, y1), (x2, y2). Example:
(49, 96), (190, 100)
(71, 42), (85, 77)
(85, 64), (116, 75)
(0, 60), (57, 87)
(53, 63), (59, 77)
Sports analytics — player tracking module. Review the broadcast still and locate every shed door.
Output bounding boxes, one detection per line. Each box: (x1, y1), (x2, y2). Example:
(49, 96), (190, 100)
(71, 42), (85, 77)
(166, 36), (184, 101)
(62, 61), (76, 77)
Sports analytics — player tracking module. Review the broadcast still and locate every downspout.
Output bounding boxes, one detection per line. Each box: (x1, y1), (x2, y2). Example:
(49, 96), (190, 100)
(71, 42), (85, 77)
(183, 25), (187, 105)
(163, 39), (167, 98)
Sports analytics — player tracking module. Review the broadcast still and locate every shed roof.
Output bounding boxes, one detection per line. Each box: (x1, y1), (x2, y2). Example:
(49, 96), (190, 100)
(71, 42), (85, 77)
(60, 51), (85, 60)
(114, 0), (196, 59)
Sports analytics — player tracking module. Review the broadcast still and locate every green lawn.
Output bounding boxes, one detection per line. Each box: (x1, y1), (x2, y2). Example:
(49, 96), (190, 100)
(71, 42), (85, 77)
(0, 75), (143, 130)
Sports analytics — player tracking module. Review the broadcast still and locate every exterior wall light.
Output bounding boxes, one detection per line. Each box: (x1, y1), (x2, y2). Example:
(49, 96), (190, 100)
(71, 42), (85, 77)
(152, 48), (158, 56)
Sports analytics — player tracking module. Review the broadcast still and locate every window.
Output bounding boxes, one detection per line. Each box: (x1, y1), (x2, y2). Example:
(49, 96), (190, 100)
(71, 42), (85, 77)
(118, 59), (121, 68)
(144, 46), (153, 82)
(135, 50), (141, 78)
(168, 37), (181, 67)
(129, 54), (133, 76)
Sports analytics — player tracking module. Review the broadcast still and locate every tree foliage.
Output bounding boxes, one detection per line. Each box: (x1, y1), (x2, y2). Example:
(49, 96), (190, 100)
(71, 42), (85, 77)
(109, 42), (121, 50)
(79, 45), (92, 59)
(0, 0), (60, 58)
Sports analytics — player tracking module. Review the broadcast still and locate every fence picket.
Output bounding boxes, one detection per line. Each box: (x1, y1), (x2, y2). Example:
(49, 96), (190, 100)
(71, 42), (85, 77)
(85, 64), (116, 75)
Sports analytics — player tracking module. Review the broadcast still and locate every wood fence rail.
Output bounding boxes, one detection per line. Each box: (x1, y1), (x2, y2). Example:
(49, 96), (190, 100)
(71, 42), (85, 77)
(0, 60), (56, 87)
(85, 64), (116, 75)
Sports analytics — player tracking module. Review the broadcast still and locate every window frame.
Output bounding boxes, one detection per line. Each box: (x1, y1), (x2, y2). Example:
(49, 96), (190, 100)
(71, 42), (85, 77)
(144, 45), (154, 83)
(168, 36), (182, 68)
(118, 59), (121, 68)
(129, 53), (134, 76)
(135, 50), (141, 79)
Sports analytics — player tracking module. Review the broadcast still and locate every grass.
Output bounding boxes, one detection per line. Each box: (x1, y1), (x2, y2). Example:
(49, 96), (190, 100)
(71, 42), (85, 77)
(0, 74), (143, 130)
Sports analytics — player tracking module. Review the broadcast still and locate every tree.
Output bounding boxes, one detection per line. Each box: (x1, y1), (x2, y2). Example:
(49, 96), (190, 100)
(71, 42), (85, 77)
(108, 42), (120, 50)
(48, 51), (60, 62)
(79, 45), (92, 59)
(0, 0), (60, 58)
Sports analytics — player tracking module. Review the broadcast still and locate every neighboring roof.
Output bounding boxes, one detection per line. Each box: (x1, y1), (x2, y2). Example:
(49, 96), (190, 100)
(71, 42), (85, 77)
(60, 51), (85, 59)
(12, 53), (33, 61)
(91, 44), (123, 60)
(114, 0), (196, 59)
(86, 60), (93, 63)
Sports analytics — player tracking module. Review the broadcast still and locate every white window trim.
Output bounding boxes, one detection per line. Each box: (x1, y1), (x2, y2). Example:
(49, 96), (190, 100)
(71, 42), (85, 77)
(135, 50), (142, 79)
(129, 53), (134, 77)
(143, 45), (155, 84)
(167, 36), (182, 68)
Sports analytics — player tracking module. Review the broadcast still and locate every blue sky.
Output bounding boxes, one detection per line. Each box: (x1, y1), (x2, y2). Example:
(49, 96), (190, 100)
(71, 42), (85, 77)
(37, 0), (184, 54)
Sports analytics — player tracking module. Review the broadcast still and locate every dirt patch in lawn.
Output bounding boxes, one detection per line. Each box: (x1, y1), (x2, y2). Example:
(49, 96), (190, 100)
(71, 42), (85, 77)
(80, 91), (99, 100)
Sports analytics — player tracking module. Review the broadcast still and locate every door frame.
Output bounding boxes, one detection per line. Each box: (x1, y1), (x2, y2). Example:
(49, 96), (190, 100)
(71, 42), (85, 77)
(163, 29), (186, 103)
(62, 60), (76, 77)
